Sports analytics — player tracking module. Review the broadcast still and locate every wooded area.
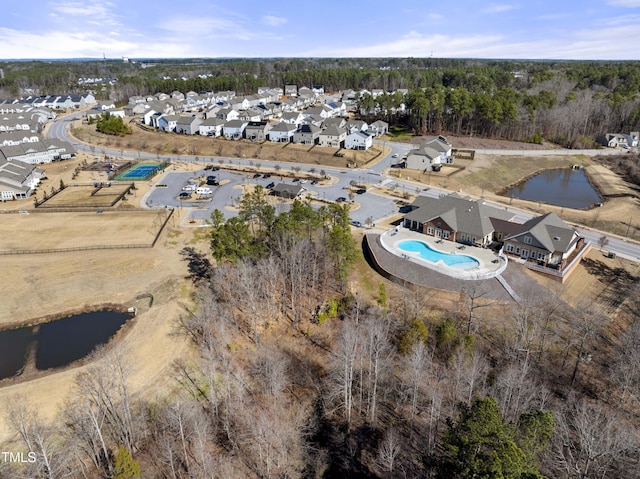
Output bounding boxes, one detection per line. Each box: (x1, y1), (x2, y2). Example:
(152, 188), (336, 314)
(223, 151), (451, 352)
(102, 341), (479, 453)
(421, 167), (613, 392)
(3, 194), (640, 478)
(2, 58), (640, 146)
(2, 58), (640, 478)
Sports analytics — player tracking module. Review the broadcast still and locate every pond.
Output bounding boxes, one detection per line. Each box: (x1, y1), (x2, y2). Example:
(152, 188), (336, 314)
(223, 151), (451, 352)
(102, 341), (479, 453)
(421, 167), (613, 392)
(0, 310), (132, 381)
(502, 168), (602, 209)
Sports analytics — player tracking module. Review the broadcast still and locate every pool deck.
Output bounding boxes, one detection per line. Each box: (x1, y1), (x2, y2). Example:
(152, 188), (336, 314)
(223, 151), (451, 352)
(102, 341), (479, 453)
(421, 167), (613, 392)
(379, 227), (507, 281)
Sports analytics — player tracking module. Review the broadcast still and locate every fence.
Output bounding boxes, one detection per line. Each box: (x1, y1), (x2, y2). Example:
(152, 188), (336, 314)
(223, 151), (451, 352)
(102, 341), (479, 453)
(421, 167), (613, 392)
(0, 243), (152, 255)
(523, 241), (592, 282)
(378, 227), (508, 281)
(0, 208), (175, 255)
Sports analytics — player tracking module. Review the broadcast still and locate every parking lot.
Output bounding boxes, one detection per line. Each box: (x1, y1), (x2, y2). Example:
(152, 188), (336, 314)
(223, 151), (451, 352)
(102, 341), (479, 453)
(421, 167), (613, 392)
(144, 165), (401, 226)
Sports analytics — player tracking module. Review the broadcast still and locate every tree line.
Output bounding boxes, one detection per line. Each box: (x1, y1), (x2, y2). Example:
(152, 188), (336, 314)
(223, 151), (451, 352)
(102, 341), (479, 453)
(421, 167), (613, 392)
(2, 58), (640, 146)
(2, 195), (640, 478)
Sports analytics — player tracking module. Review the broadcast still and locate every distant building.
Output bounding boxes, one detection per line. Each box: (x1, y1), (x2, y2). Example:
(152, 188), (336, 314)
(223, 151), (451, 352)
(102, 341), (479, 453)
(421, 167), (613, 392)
(271, 183), (304, 199)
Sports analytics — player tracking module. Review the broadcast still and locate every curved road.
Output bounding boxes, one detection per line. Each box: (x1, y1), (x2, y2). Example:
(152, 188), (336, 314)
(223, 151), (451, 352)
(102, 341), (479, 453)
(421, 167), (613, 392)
(47, 113), (640, 262)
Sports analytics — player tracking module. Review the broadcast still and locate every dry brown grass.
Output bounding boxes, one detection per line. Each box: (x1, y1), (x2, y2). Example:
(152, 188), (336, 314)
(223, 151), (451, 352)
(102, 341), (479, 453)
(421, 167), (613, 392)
(38, 183), (132, 208)
(1, 119), (638, 447)
(0, 210), (164, 251)
(71, 121), (387, 169)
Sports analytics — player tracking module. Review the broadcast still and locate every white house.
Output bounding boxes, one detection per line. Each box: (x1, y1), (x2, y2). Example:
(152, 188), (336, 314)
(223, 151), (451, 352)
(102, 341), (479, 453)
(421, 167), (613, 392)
(281, 111), (305, 126)
(318, 125), (346, 148)
(369, 120), (389, 137)
(199, 118), (226, 137)
(345, 120), (368, 134)
(344, 131), (373, 151)
(158, 115), (180, 132)
(268, 122), (297, 142)
(223, 120), (249, 139)
(216, 108), (240, 122)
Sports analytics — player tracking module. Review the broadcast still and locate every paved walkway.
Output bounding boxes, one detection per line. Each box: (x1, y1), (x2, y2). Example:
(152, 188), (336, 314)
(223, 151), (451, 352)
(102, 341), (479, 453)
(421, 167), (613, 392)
(365, 232), (555, 304)
(364, 233), (513, 302)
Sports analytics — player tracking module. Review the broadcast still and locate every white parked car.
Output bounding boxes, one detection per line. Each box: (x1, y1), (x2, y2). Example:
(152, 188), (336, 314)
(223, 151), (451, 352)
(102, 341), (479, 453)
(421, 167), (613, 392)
(392, 153), (399, 158)
(182, 184), (196, 191)
(299, 179), (307, 184)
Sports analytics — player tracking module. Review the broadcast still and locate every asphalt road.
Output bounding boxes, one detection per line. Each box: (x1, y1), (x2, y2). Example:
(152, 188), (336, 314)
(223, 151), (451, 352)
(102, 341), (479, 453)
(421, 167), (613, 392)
(46, 112), (640, 262)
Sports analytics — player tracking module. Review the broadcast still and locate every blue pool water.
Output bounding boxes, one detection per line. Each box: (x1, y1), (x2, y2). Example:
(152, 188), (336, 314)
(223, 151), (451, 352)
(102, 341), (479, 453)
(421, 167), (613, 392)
(397, 240), (480, 270)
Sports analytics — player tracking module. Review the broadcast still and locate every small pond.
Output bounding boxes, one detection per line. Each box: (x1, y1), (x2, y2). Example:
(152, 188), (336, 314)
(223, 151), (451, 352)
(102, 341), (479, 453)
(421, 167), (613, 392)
(502, 168), (602, 209)
(0, 310), (132, 381)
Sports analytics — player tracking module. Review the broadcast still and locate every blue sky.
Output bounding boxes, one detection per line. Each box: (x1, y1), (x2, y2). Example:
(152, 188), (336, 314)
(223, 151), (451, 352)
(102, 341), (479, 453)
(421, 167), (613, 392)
(1, 0), (640, 60)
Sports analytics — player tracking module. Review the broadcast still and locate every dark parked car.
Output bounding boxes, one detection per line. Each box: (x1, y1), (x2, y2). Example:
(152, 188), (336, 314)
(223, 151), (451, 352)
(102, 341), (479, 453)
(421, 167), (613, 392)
(310, 179), (318, 185)
(212, 166), (220, 171)
(179, 192), (192, 198)
(350, 220), (362, 227)
(206, 175), (219, 185)
(263, 173), (271, 178)
(266, 182), (275, 189)
(355, 188), (366, 194)
(252, 173), (261, 178)
(336, 197), (347, 202)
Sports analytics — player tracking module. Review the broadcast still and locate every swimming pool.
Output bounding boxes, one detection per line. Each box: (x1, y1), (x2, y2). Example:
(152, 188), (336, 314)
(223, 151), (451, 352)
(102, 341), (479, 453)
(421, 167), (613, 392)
(397, 240), (480, 270)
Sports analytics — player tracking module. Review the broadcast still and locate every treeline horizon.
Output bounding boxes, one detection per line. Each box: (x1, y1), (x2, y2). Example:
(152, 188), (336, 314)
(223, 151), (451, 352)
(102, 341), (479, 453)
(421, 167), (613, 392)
(2, 57), (640, 146)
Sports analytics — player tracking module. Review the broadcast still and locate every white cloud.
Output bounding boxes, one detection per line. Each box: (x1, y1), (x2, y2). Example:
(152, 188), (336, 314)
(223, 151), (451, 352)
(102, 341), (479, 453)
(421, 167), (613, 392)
(303, 31), (505, 58)
(482, 4), (516, 13)
(602, 13), (640, 25)
(48, 1), (121, 27)
(262, 15), (287, 27)
(49, 1), (116, 17)
(300, 23), (640, 60)
(606, 0), (640, 6)
(156, 14), (286, 42)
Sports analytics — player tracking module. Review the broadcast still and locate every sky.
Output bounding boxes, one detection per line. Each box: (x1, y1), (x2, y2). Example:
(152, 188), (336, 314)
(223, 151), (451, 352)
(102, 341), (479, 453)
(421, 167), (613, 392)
(1, 0), (640, 60)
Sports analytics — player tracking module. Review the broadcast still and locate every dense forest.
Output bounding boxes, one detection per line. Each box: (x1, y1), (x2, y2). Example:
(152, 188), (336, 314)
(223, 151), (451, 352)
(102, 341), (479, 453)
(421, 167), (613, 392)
(2, 58), (640, 147)
(3, 189), (640, 478)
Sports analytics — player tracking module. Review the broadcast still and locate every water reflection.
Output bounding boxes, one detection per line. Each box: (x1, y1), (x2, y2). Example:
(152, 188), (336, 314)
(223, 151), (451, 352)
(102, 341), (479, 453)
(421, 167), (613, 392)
(0, 310), (131, 380)
(503, 169), (602, 209)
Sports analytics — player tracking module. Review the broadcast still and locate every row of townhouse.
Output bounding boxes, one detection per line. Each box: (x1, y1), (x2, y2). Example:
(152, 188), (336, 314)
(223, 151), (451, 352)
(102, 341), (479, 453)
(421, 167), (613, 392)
(0, 108), (56, 133)
(0, 138), (76, 165)
(141, 107), (388, 150)
(136, 93), (320, 123)
(0, 157), (44, 200)
(12, 94), (96, 110)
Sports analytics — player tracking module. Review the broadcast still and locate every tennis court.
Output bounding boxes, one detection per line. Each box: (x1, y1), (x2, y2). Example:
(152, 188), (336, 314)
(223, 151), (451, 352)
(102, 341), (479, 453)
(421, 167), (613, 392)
(114, 162), (164, 181)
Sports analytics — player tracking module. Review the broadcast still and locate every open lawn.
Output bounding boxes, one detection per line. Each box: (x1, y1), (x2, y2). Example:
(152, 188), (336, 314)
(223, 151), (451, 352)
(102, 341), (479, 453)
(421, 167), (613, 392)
(0, 210), (166, 252)
(38, 183), (133, 208)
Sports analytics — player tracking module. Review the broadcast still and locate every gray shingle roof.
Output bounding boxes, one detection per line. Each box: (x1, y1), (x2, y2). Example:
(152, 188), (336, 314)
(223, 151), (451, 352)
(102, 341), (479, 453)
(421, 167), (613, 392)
(404, 193), (515, 237)
(505, 212), (578, 253)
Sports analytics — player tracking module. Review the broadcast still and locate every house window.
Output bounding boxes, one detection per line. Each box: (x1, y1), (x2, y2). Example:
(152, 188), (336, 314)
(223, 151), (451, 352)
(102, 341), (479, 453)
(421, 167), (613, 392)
(436, 221), (442, 227)
(443, 230), (450, 239)
(524, 236), (532, 245)
(506, 244), (514, 253)
(427, 226), (434, 235)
